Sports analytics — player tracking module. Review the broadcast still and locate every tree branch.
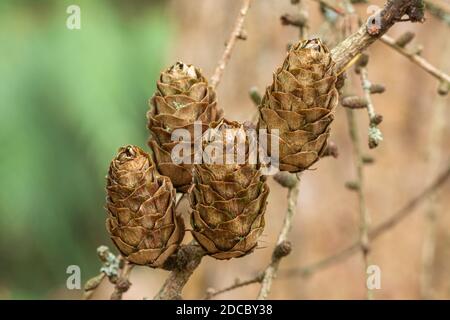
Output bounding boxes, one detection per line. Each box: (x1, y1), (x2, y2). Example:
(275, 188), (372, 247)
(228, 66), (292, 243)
(210, 0), (252, 89)
(154, 241), (205, 300)
(380, 35), (450, 86)
(345, 106), (373, 299)
(319, 0), (448, 87)
(330, 0), (425, 73)
(257, 179), (299, 299)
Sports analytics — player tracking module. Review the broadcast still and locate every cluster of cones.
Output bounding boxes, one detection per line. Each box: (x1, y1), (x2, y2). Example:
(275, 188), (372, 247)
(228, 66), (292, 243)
(105, 39), (338, 267)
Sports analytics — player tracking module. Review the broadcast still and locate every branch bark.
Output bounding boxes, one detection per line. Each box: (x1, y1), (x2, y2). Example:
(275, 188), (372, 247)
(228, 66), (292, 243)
(380, 35), (450, 86)
(346, 106), (373, 299)
(154, 242), (205, 300)
(257, 179), (299, 300)
(210, 0), (252, 89)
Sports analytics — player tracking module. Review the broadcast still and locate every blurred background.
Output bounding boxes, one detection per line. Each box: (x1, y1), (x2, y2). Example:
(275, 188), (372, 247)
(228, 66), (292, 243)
(0, 0), (449, 299)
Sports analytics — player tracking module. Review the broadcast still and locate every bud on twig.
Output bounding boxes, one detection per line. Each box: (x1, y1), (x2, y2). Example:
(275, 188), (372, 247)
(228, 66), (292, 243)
(368, 126), (383, 149)
(237, 29), (248, 40)
(249, 86), (262, 106)
(406, 44), (423, 56)
(370, 83), (386, 94)
(322, 141), (339, 158)
(280, 13), (308, 28)
(336, 72), (347, 91)
(355, 53), (369, 74)
(438, 81), (449, 96)
(273, 241), (292, 260)
(273, 172), (298, 189)
(342, 96), (368, 109)
(370, 114), (383, 126)
(395, 31), (415, 48)
(362, 155), (375, 164)
(345, 181), (360, 191)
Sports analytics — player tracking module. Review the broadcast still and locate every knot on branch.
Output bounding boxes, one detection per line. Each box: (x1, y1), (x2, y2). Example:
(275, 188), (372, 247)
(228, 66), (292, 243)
(322, 141), (339, 159)
(273, 241), (292, 260)
(280, 13), (308, 28)
(406, 0), (425, 22)
(366, 0), (425, 35)
(395, 31), (415, 47)
(110, 278), (132, 300)
(273, 172), (298, 189)
(342, 96), (368, 109)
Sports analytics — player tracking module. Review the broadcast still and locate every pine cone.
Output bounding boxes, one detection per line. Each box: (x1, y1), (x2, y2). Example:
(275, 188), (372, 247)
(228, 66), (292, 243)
(189, 120), (269, 260)
(258, 38), (338, 172)
(105, 145), (184, 267)
(147, 62), (220, 192)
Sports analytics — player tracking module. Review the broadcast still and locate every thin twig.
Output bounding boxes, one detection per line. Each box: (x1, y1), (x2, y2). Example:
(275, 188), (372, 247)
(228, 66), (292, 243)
(210, 0), (252, 89)
(281, 162), (450, 277)
(257, 178), (300, 300)
(339, 0), (374, 299)
(298, 0), (309, 40)
(358, 62), (383, 148)
(205, 276), (263, 299)
(380, 35), (450, 86)
(346, 108), (373, 299)
(313, 0), (346, 15)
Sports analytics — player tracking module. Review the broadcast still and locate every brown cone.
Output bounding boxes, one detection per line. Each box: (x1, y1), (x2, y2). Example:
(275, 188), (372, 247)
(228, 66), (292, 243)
(147, 62), (221, 192)
(105, 145), (184, 267)
(258, 38), (338, 172)
(189, 120), (269, 260)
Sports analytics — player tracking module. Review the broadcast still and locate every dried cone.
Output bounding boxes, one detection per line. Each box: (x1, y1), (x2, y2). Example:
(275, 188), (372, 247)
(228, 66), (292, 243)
(106, 145), (184, 267)
(147, 62), (220, 192)
(258, 38), (338, 172)
(189, 120), (269, 259)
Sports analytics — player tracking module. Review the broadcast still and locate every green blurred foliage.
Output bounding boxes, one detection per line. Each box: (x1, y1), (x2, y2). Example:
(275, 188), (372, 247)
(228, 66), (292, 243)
(0, 0), (171, 298)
